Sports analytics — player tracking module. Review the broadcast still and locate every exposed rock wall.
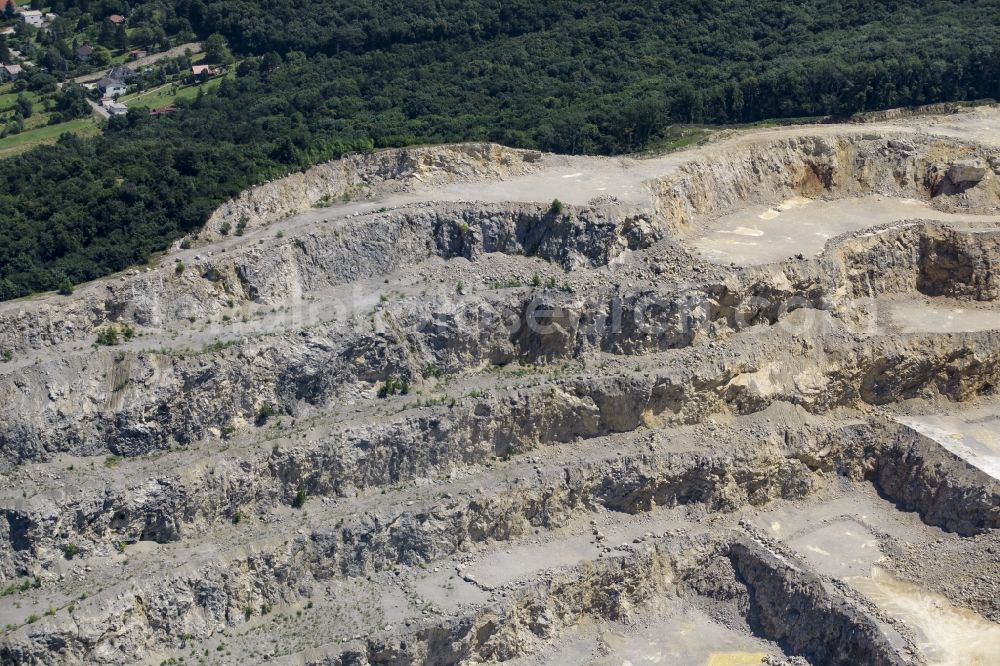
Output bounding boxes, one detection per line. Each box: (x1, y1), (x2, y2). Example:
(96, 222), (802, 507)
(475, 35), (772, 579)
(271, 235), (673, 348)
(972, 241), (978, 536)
(0, 451), (815, 662)
(648, 134), (1000, 235)
(874, 422), (1000, 535)
(822, 223), (1000, 302)
(204, 143), (543, 239)
(0, 424), (824, 578)
(0, 201), (654, 356)
(316, 539), (705, 666)
(729, 539), (908, 666)
(4, 281), (1000, 465)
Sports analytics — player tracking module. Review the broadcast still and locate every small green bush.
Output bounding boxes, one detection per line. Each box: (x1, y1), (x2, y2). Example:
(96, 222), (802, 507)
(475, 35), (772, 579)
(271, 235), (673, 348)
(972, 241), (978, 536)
(175, 261), (185, 275)
(256, 402), (275, 425)
(292, 486), (307, 508)
(96, 327), (119, 346)
(63, 544), (79, 560)
(378, 376), (410, 398)
(57, 277), (74, 295)
(95, 325), (133, 345)
(549, 198), (563, 214)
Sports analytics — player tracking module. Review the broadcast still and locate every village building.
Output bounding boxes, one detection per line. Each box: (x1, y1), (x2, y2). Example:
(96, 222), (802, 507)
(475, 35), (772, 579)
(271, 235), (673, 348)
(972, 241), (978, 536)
(75, 44), (94, 62)
(104, 100), (128, 115)
(0, 63), (21, 80)
(107, 64), (137, 81)
(96, 77), (127, 97)
(18, 9), (43, 27)
(191, 64), (219, 77)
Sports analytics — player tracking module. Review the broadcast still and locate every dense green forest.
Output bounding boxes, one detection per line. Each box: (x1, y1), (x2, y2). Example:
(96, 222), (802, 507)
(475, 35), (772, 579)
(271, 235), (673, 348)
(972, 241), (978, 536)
(2, 0), (1000, 300)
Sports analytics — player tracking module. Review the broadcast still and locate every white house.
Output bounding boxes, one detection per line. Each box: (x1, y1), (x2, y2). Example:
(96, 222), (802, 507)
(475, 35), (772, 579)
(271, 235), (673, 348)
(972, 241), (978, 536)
(19, 10), (44, 27)
(97, 77), (127, 97)
(105, 101), (128, 116)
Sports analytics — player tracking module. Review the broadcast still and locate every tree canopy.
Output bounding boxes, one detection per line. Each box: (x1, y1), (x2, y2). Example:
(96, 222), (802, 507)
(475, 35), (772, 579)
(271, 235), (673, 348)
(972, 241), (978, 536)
(1, 0), (999, 299)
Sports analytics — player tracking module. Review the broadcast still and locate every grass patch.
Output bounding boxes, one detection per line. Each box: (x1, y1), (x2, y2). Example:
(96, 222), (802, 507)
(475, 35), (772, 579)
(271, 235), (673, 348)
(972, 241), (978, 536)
(0, 117), (101, 160)
(122, 71), (235, 110)
(0, 88), (41, 112)
(639, 126), (715, 155)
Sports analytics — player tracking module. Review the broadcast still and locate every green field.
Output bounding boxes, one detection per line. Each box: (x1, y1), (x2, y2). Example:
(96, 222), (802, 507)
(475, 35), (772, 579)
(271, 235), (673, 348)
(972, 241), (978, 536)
(121, 71), (232, 109)
(0, 81), (101, 158)
(0, 88), (34, 111)
(0, 117), (101, 159)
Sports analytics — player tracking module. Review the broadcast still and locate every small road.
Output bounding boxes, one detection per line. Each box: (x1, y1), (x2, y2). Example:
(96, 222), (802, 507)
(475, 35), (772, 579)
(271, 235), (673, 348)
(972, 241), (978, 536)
(87, 99), (110, 119)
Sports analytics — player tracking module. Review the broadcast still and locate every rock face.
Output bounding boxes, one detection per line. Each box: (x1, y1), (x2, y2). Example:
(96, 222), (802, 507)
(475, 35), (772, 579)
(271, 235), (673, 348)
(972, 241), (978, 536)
(649, 132), (1000, 236)
(948, 159), (988, 186)
(875, 423), (1000, 535)
(729, 538), (909, 666)
(204, 143), (543, 240)
(3, 110), (1000, 665)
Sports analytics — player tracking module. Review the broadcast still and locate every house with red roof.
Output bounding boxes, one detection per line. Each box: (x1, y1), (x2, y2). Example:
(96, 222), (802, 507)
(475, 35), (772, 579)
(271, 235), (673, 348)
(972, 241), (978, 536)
(191, 64), (219, 77)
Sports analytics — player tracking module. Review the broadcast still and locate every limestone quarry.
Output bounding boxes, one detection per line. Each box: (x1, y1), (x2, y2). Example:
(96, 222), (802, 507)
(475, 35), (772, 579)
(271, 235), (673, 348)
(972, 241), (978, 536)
(2, 107), (1000, 665)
